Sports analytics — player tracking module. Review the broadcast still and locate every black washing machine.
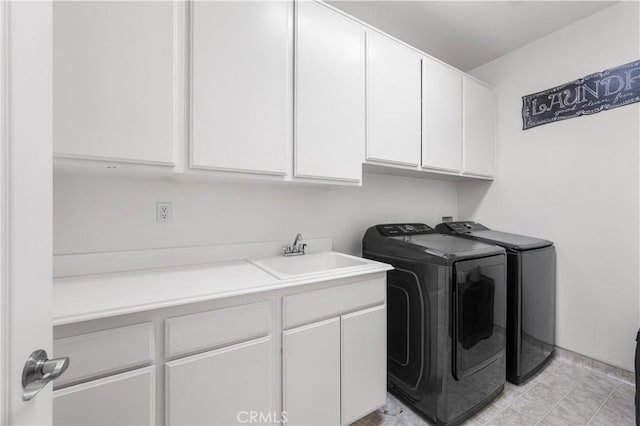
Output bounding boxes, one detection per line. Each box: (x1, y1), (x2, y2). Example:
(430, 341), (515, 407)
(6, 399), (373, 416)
(435, 221), (556, 384)
(363, 223), (506, 426)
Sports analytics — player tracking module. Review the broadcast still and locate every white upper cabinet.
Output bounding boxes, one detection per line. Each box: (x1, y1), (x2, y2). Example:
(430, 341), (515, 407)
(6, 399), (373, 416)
(295, 1), (365, 183)
(190, 1), (292, 176)
(366, 32), (421, 166)
(53, 1), (179, 166)
(463, 77), (495, 177)
(51, 0), (494, 182)
(422, 57), (463, 172)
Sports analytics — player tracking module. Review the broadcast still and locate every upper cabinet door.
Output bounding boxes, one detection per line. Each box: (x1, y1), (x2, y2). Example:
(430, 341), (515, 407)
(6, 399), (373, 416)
(191, 1), (292, 176)
(53, 1), (179, 166)
(366, 32), (421, 166)
(295, 2), (365, 183)
(463, 77), (495, 177)
(422, 57), (462, 172)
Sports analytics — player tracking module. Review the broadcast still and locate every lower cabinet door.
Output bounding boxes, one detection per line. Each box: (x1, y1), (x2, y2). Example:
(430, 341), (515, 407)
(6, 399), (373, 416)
(166, 336), (273, 426)
(53, 366), (155, 426)
(341, 305), (387, 424)
(283, 318), (341, 425)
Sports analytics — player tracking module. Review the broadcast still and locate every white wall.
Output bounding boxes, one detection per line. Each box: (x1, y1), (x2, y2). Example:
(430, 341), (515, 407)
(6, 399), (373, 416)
(460, 2), (640, 370)
(53, 172), (458, 257)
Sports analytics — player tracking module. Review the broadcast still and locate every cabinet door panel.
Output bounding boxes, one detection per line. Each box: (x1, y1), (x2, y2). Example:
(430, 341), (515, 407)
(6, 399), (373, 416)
(366, 32), (421, 166)
(295, 2), (365, 182)
(166, 337), (272, 426)
(283, 318), (341, 426)
(54, 322), (154, 388)
(53, 1), (177, 165)
(191, 1), (291, 175)
(53, 367), (155, 426)
(283, 276), (385, 329)
(165, 301), (271, 358)
(341, 305), (386, 424)
(463, 78), (495, 177)
(422, 57), (462, 172)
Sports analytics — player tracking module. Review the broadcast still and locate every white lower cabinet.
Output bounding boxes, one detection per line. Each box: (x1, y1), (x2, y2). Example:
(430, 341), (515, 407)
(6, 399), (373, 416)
(341, 305), (387, 424)
(53, 274), (387, 426)
(282, 304), (387, 425)
(166, 337), (273, 426)
(53, 322), (155, 388)
(283, 318), (341, 426)
(53, 367), (155, 426)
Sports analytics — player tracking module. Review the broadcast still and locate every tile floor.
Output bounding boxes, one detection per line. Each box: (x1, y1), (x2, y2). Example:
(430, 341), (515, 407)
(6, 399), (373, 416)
(355, 356), (636, 425)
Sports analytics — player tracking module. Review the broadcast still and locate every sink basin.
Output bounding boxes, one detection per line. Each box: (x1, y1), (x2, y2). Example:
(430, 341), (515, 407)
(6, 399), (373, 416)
(250, 252), (369, 279)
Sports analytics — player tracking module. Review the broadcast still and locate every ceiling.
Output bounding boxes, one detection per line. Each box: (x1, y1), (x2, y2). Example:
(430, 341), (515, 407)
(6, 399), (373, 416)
(327, 1), (617, 71)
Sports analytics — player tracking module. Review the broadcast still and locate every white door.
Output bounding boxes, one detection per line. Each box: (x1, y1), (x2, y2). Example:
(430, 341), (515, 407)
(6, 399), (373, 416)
(190, 1), (292, 176)
(53, 1), (179, 166)
(282, 318), (341, 425)
(366, 31), (421, 166)
(463, 77), (495, 177)
(165, 337), (273, 426)
(1, 1), (58, 424)
(422, 57), (463, 172)
(341, 305), (387, 425)
(295, 1), (365, 183)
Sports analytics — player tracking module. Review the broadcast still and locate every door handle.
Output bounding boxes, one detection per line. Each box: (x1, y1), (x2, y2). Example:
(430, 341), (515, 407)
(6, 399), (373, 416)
(22, 349), (70, 401)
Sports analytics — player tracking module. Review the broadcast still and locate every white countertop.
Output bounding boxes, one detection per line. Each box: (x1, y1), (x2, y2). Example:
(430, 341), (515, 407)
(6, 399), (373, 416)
(53, 253), (392, 326)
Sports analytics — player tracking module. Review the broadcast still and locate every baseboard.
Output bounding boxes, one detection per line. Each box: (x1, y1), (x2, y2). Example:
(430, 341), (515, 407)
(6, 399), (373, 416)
(555, 346), (635, 386)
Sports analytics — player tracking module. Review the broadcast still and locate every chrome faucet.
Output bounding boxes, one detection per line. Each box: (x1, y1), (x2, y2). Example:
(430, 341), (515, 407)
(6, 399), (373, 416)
(283, 233), (306, 256)
(292, 233), (303, 249)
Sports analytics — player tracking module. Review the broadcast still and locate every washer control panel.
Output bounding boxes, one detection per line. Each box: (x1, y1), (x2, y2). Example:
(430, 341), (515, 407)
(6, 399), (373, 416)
(442, 221), (488, 234)
(376, 223), (433, 236)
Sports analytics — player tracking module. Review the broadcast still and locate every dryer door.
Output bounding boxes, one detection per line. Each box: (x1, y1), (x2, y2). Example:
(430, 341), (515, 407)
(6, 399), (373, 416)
(452, 255), (506, 380)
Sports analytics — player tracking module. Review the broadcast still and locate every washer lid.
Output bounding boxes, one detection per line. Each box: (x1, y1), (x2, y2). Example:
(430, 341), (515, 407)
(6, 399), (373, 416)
(390, 233), (503, 258)
(467, 230), (552, 251)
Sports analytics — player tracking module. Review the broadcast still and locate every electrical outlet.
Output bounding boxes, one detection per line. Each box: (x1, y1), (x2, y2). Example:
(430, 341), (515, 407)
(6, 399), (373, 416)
(156, 202), (172, 224)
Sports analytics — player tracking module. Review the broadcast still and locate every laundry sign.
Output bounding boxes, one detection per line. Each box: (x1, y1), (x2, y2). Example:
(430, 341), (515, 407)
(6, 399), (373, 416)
(522, 60), (640, 130)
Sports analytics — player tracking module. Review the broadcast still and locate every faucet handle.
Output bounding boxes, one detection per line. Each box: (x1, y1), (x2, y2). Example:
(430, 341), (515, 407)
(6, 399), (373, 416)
(301, 243), (307, 253)
(282, 244), (292, 255)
